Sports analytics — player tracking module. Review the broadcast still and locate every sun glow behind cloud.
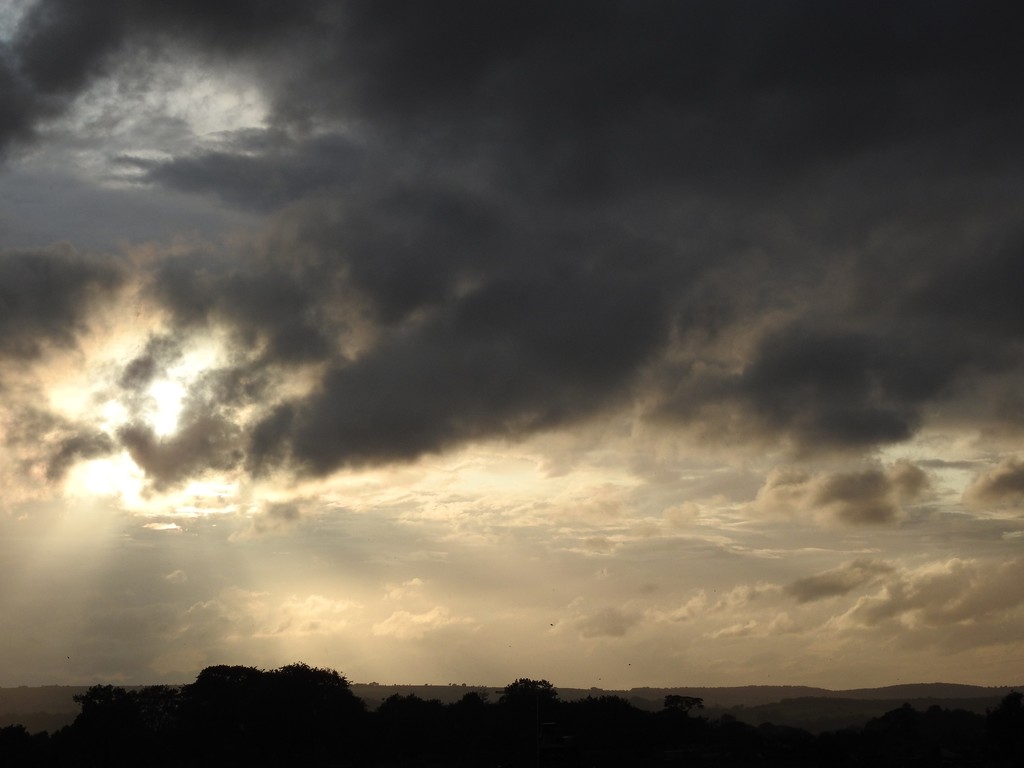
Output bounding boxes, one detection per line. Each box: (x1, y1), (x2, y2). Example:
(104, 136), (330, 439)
(43, 318), (243, 514)
(65, 453), (146, 504)
(146, 379), (186, 437)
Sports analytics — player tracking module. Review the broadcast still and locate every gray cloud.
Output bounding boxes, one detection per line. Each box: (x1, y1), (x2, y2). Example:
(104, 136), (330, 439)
(0, 45), (35, 151)
(577, 606), (639, 639)
(132, 132), (366, 213)
(656, 328), (927, 454)
(755, 462), (929, 525)
(0, 0), (319, 155)
(964, 459), (1024, 509)
(45, 430), (116, 481)
(12, 1), (123, 97)
(7, 1), (1024, 176)
(2, 404), (119, 487)
(840, 557), (1024, 630)
(785, 559), (895, 604)
(147, 245), (335, 365)
(119, 334), (183, 391)
(815, 463), (928, 525)
(247, 235), (673, 475)
(118, 412), (242, 491)
(235, 500), (307, 540)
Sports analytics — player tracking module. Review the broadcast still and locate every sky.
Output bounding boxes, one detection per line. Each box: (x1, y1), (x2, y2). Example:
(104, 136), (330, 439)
(0, 0), (1023, 691)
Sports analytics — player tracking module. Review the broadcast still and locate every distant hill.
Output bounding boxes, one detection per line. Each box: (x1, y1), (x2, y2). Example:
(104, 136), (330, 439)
(0, 686), (90, 733)
(837, 683), (1013, 701)
(0, 685), (158, 733)
(603, 683), (1023, 733)
(568, 685), (830, 709)
(610, 683), (1023, 709)
(3, 681), (1021, 734)
(353, 682), (1024, 734)
(706, 694), (1016, 734)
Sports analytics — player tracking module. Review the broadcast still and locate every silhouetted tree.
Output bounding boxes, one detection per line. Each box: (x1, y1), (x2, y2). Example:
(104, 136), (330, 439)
(178, 664), (263, 765)
(497, 679), (561, 762)
(663, 693), (703, 714)
(130, 683), (181, 759)
(447, 690), (495, 761)
(374, 693), (448, 761)
(452, 689), (489, 711)
(258, 662), (365, 761)
(654, 691), (709, 751)
(855, 702), (991, 766)
(0, 724), (43, 767)
(178, 663), (365, 766)
(55, 685), (154, 767)
(987, 690), (1024, 762)
(712, 713), (763, 761)
(564, 694), (650, 761)
(53, 684), (186, 767)
(499, 677), (559, 707)
(12, 664), (1018, 767)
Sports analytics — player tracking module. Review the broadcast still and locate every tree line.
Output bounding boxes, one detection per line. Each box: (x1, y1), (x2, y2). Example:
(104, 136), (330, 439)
(0, 663), (1021, 766)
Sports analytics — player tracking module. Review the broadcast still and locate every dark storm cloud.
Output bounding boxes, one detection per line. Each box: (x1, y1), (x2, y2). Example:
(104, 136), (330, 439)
(269, 1), (1024, 189)
(10, 0), (1020, 186)
(7, 1), (1024, 482)
(0, 46), (35, 149)
(0, 247), (123, 360)
(649, 313), (988, 455)
(785, 559), (894, 604)
(142, 176), (678, 476)
(12, 0), (123, 97)
(149, 249), (334, 365)
(129, 133), (366, 213)
(0, 0), (127, 153)
(146, 183), (507, 339)
(909, 227), (1024, 341)
(673, 331), (916, 452)
(246, 233), (673, 475)
(741, 329), (934, 448)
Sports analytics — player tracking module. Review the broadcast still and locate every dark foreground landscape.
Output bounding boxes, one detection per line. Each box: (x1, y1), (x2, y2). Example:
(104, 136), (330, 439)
(1, 664), (1022, 767)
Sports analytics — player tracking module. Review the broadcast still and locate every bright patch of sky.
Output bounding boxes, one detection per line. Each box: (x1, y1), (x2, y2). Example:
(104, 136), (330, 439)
(48, 61), (269, 182)
(0, 0), (32, 42)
